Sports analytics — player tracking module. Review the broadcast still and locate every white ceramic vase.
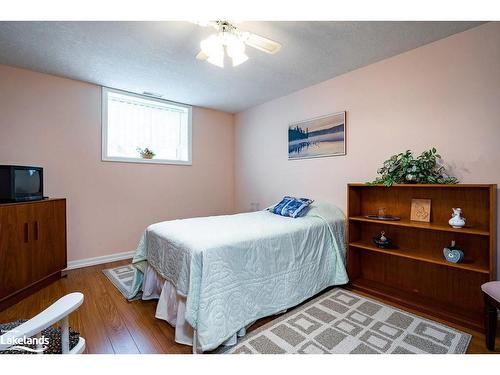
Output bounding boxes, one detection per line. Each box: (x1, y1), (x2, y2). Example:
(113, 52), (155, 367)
(448, 208), (466, 228)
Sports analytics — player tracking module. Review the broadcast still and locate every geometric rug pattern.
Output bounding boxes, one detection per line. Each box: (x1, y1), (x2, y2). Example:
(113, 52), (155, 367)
(102, 265), (141, 301)
(224, 288), (471, 354)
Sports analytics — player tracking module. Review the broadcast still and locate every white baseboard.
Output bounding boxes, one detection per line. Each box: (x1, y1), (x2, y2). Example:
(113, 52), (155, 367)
(66, 250), (135, 270)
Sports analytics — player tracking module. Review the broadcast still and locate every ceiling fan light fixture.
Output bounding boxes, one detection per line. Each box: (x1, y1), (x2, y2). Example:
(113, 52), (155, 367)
(207, 54), (224, 68)
(226, 35), (248, 67)
(198, 29), (249, 68)
(200, 34), (225, 67)
(194, 21), (281, 68)
(230, 52), (248, 67)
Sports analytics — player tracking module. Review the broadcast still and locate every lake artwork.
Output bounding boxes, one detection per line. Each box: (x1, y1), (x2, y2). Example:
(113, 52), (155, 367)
(288, 111), (346, 160)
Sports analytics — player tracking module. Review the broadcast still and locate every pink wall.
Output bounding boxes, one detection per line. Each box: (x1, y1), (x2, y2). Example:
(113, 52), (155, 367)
(234, 22), (500, 275)
(0, 64), (235, 262)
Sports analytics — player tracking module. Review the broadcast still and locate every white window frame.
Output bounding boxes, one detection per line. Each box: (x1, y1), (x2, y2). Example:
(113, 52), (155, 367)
(101, 87), (193, 165)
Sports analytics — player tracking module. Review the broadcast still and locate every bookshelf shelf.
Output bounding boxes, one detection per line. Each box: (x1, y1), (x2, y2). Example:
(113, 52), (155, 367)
(348, 216), (490, 236)
(349, 240), (489, 274)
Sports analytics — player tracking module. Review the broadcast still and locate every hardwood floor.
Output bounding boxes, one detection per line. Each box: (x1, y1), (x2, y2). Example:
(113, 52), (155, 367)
(0, 259), (498, 354)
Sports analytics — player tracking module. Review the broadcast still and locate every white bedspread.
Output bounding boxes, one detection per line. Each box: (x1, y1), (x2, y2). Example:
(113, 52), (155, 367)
(133, 202), (348, 351)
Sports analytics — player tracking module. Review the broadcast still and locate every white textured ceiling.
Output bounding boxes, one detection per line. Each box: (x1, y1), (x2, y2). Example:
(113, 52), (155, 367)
(0, 21), (483, 113)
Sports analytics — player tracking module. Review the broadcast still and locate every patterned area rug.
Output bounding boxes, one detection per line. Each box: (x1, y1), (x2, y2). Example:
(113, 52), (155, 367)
(102, 265), (141, 300)
(223, 288), (471, 354)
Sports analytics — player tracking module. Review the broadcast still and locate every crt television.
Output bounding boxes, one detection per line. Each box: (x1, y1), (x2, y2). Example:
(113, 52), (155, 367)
(0, 165), (44, 203)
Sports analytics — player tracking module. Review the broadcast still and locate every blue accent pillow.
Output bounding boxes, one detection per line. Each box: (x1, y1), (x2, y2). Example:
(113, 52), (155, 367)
(270, 196), (314, 218)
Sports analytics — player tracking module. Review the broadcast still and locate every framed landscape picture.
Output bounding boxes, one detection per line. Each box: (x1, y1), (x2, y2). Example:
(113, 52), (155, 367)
(288, 111), (346, 160)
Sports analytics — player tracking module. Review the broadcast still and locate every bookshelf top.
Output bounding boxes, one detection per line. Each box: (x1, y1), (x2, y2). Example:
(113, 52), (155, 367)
(348, 183), (496, 189)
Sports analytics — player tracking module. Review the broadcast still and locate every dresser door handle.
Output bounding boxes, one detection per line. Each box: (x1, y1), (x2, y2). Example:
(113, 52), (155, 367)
(24, 222), (29, 243)
(34, 221), (39, 241)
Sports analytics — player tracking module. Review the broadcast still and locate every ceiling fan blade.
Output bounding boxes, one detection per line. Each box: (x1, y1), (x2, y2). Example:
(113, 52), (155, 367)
(243, 32), (281, 54)
(190, 21), (219, 29)
(196, 51), (209, 61)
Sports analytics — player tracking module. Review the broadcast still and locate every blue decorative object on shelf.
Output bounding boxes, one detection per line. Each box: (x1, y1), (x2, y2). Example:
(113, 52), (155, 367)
(373, 231), (392, 249)
(443, 240), (464, 263)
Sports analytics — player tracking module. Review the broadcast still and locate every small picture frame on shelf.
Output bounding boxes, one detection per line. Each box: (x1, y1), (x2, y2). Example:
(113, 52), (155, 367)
(410, 199), (431, 222)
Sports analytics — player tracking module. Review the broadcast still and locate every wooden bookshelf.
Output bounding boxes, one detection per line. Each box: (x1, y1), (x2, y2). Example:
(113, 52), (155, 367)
(347, 184), (497, 332)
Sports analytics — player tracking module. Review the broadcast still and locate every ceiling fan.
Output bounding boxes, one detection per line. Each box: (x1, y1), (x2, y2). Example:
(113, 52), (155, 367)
(193, 21), (282, 68)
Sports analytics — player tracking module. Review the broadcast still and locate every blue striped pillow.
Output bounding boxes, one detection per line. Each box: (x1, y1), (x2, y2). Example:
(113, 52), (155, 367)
(270, 196), (314, 218)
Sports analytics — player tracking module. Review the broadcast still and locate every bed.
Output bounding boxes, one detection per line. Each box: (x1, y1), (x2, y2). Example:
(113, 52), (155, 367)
(130, 202), (348, 352)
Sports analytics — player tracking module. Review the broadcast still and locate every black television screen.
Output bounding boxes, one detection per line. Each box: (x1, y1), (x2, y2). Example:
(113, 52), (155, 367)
(14, 168), (41, 194)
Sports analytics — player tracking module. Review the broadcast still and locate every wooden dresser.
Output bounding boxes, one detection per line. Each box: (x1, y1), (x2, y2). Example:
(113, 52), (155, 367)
(0, 198), (67, 311)
(347, 184), (496, 331)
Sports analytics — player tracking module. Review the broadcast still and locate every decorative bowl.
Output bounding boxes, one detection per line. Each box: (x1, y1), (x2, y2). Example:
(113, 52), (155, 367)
(365, 215), (401, 221)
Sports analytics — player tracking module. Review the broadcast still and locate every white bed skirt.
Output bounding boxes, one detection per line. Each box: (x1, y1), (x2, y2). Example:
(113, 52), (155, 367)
(141, 264), (246, 348)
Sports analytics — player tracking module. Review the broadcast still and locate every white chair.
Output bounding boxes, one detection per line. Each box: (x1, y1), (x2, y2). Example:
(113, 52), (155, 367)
(0, 292), (85, 354)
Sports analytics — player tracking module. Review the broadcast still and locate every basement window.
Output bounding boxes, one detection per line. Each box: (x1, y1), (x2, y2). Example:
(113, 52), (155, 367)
(102, 88), (192, 165)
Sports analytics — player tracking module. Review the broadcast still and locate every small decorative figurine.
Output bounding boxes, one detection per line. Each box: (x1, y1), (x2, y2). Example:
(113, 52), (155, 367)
(448, 208), (466, 228)
(373, 231), (392, 249)
(443, 240), (464, 263)
(377, 207), (387, 218)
